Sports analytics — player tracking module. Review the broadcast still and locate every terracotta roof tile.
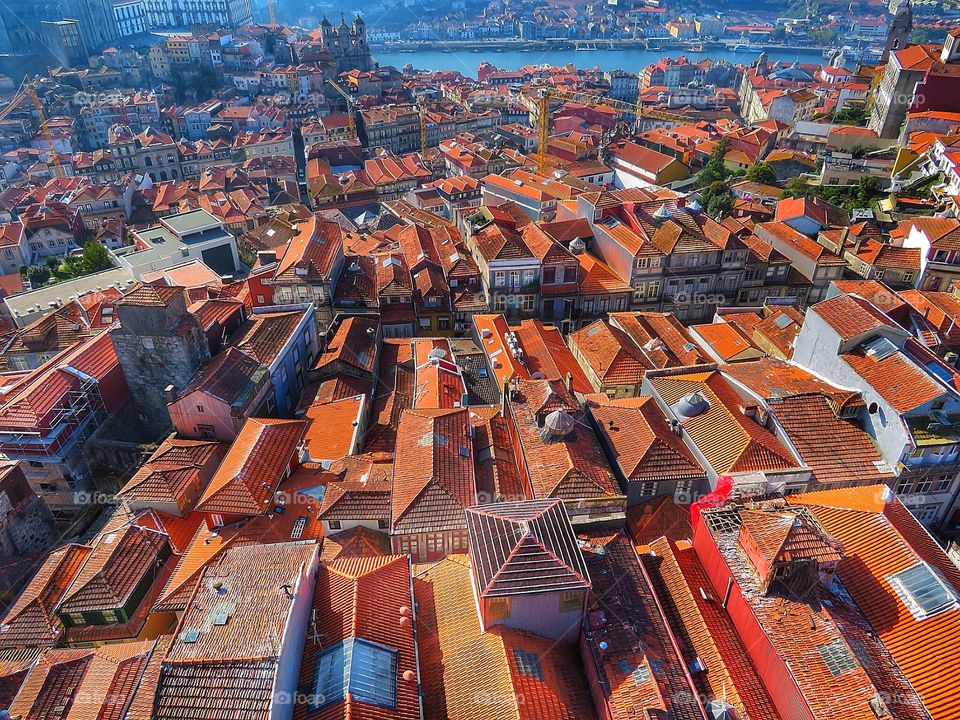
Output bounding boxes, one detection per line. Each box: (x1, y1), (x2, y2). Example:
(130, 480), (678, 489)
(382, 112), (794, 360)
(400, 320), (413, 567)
(294, 555), (420, 720)
(413, 555), (597, 720)
(196, 417), (306, 516)
(391, 407), (476, 534)
(466, 499), (590, 597)
(648, 370), (800, 476)
(790, 486), (960, 720)
(589, 395), (704, 483)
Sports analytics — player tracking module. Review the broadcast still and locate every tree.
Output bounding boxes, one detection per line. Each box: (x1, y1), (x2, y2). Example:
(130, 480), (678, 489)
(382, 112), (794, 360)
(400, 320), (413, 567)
(80, 241), (112, 274)
(27, 265), (49, 286)
(45, 256), (59, 271)
(701, 180), (734, 218)
(781, 176), (814, 199)
(745, 162), (778, 186)
(831, 106), (867, 126)
(695, 138), (731, 190)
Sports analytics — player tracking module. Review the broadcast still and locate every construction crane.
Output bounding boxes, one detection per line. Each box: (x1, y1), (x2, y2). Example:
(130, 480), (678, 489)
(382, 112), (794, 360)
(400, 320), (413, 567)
(325, 79), (357, 138)
(267, 0), (277, 25)
(417, 96), (428, 158)
(0, 78), (63, 178)
(533, 86), (693, 176)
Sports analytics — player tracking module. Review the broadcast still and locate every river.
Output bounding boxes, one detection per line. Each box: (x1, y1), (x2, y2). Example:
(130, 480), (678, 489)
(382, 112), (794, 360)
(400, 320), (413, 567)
(374, 45), (829, 76)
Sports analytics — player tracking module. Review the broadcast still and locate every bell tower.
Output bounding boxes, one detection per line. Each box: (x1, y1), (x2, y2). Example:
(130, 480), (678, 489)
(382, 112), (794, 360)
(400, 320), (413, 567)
(880, 0), (913, 65)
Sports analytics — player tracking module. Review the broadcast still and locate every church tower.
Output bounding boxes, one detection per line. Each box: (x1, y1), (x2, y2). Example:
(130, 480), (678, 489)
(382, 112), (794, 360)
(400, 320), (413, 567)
(880, 0), (913, 65)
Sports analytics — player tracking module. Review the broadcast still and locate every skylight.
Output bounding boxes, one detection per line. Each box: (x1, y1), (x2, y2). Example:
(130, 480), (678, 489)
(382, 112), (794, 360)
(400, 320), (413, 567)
(887, 561), (959, 620)
(313, 638), (398, 710)
(513, 649), (544, 680)
(817, 638), (857, 677)
(861, 335), (898, 362)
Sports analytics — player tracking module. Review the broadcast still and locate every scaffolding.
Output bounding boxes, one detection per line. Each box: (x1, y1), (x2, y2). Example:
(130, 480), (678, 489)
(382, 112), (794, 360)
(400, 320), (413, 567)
(0, 365), (106, 462)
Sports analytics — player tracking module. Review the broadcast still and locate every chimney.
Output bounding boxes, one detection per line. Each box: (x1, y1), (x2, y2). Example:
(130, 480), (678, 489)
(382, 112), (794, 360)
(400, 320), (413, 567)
(565, 372), (574, 394)
(501, 379), (510, 416)
(838, 225), (851, 255)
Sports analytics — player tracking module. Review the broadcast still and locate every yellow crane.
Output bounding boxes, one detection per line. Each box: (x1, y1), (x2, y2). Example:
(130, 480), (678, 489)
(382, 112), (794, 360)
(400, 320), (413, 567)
(417, 96), (428, 157)
(267, 0), (277, 25)
(325, 79), (357, 138)
(0, 78), (63, 178)
(533, 86), (693, 176)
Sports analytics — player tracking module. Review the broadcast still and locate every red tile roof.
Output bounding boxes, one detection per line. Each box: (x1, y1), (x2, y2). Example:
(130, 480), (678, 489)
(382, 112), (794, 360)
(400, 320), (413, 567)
(511, 379), (622, 501)
(294, 555), (421, 720)
(813, 293), (901, 341)
(391, 407), (476, 533)
(7, 640), (156, 720)
(156, 542), (320, 720)
(466, 499), (590, 598)
(579, 532), (705, 720)
(0, 545), (91, 649)
(314, 315), (378, 376)
(589, 395), (704, 483)
(645, 537), (784, 720)
(413, 555), (597, 720)
(116, 437), (226, 513)
(766, 393), (895, 486)
(648, 370), (800, 476)
(792, 486), (960, 720)
(59, 520), (170, 616)
(196, 417), (306, 516)
(569, 321), (650, 387)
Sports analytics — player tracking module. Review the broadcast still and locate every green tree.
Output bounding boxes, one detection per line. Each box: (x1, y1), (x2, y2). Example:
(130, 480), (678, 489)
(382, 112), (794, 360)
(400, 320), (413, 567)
(781, 176), (814, 199)
(695, 138), (731, 190)
(745, 162), (778, 186)
(80, 241), (112, 274)
(700, 180), (734, 218)
(831, 106), (867, 126)
(27, 265), (49, 286)
(45, 256), (59, 271)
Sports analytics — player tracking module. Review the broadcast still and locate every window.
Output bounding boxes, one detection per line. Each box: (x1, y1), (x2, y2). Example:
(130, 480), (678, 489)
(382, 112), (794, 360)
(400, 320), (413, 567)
(419, 317), (432, 329)
(378, 519), (389, 529)
(197, 424), (215, 440)
(66, 612), (86, 626)
(28, 460), (43, 468)
(559, 590), (581, 613)
(650, 257), (661, 268)
(915, 479), (933, 494)
(543, 266), (556, 284)
(438, 317), (450, 331)
(818, 639), (857, 677)
(935, 477), (952, 493)
(635, 257), (648, 269)
(887, 561), (958, 619)
(513, 649), (544, 680)
(99, 610), (119, 624)
(328, 520), (341, 530)
(675, 480), (692, 501)
(896, 477), (913, 494)
(634, 282), (646, 299)
(647, 281), (660, 298)
(639, 481), (657, 497)
(904, 271), (915, 284)
(494, 271), (505, 287)
(196, 404), (205, 413)
(874, 268), (885, 281)
(313, 639), (398, 710)
(521, 296), (535, 311)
